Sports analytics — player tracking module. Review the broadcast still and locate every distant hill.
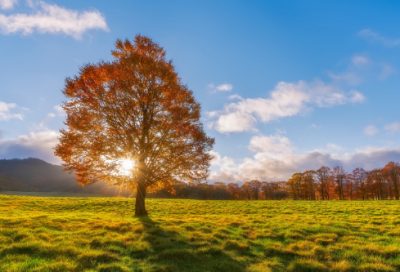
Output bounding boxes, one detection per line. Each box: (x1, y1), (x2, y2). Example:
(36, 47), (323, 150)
(0, 158), (129, 196)
(0, 173), (38, 192)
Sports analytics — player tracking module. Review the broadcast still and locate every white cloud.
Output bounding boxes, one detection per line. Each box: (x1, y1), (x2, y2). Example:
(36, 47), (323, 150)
(209, 150), (238, 182)
(364, 125), (379, 136)
(216, 83), (233, 92)
(35, 112), (55, 129)
(249, 134), (293, 160)
(379, 63), (395, 80)
(330, 55), (394, 84)
(210, 150), (236, 168)
(26, 0), (33, 8)
(211, 111), (257, 133)
(53, 105), (65, 116)
(327, 143), (344, 151)
(209, 134), (400, 182)
(308, 124), (320, 129)
(0, 130), (61, 164)
(31, 106), (65, 130)
(0, 1), (108, 39)
(208, 80), (365, 134)
(384, 122), (400, 133)
(328, 72), (361, 85)
(352, 55), (369, 66)
(0, 0), (17, 9)
(349, 90), (366, 103)
(0, 100), (23, 121)
(209, 83), (233, 93)
(359, 29), (400, 47)
(228, 94), (243, 100)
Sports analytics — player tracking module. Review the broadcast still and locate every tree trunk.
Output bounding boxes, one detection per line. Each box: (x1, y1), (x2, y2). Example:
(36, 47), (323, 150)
(394, 179), (399, 200)
(135, 181), (148, 217)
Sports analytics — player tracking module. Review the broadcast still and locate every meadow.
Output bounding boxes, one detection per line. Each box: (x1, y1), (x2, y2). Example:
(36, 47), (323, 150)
(1, 196), (400, 272)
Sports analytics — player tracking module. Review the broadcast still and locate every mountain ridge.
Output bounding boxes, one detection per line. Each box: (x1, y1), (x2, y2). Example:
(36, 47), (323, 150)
(0, 158), (129, 196)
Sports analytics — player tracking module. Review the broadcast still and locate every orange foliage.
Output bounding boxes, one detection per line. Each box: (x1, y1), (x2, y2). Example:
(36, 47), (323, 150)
(55, 36), (214, 215)
(283, 162), (400, 200)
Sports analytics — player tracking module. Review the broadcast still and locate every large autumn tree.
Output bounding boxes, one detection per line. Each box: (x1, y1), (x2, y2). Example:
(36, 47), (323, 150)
(55, 35), (215, 216)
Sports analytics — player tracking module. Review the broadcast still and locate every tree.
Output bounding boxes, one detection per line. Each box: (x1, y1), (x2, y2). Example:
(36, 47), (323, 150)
(261, 181), (278, 199)
(247, 180), (262, 200)
(302, 170), (317, 200)
(352, 167), (367, 200)
(241, 182), (253, 200)
(316, 166), (332, 200)
(55, 36), (215, 216)
(332, 166), (347, 200)
(383, 162), (400, 200)
(197, 182), (215, 200)
(345, 173), (355, 200)
(226, 183), (241, 200)
(287, 173), (302, 200)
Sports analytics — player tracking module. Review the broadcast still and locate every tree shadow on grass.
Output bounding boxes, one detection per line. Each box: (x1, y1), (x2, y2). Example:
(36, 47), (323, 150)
(133, 216), (246, 272)
(0, 216), (248, 272)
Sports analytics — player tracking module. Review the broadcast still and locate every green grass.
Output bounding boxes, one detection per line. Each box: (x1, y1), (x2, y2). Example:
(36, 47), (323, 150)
(0, 191), (104, 197)
(1, 196), (400, 271)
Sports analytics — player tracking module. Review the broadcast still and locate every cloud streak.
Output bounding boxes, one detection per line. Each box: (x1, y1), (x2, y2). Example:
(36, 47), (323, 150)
(364, 125), (379, 136)
(352, 55), (369, 66)
(329, 54), (394, 85)
(359, 29), (400, 47)
(0, 1), (108, 39)
(384, 122), (400, 133)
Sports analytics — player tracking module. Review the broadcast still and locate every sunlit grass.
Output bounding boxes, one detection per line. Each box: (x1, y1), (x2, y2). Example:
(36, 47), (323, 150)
(1, 196), (400, 271)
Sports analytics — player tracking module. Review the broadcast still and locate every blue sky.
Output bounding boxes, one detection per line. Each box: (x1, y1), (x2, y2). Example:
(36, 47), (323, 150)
(1, 0), (400, 182)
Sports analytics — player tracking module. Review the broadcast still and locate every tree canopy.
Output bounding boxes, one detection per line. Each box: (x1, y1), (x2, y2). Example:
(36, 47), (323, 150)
(55, 35), (215, 216)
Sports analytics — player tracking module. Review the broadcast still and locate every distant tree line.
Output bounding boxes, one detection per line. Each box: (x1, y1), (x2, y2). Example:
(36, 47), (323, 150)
(286, 162), (400, 200)
(149, 161), (400, 200)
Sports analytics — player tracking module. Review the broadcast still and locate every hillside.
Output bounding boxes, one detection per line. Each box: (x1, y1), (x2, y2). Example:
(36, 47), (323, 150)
(0, 158), (129, 196)
(0, 173), (38, 192)
(0, 158), (78, 191)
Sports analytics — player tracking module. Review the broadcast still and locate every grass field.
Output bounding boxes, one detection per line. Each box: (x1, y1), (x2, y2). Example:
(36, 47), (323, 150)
(0, 191), (104, 197)
(1, 196), (400, 272)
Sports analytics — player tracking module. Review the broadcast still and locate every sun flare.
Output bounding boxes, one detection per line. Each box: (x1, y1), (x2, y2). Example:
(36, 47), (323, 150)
(118, 159), (135, 176)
